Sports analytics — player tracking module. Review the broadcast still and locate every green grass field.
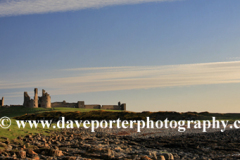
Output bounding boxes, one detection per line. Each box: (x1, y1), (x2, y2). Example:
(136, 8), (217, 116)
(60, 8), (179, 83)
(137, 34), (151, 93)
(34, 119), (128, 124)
(1, 106), (240, 145)
(0, 118), (55, 140)
(0, 106), (120, 118)
(0, 106), (122, 142)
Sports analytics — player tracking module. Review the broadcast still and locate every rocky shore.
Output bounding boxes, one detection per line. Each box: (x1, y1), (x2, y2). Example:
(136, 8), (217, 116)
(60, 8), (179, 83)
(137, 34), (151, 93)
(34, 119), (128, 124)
(1, 127), (240, 160)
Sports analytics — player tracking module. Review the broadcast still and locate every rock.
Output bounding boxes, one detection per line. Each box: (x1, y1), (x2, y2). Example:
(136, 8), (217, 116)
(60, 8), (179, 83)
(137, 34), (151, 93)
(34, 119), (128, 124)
(5, 145), (12, 151)
(44, 142), (50, 147)
(140, 155), (152, 160)
(3, 151), (9, 157)
(63, 156), (77, 160)
(53, 146), (59, 150)
(173, 153), (180, 159)
(152, 152), (157, 160)
(18, 150), (26, 159)
(26, 135), (32, 139)
(4, 126), (240, 159)
(159, 155), (166, 160)
(56, 141), (61, 146)
(5, 140), (10, 145)
(114, 146), (122, 152)
(107, 148), (114, 158)
(49, 149), (64, 157)
(32, 154), (40, 160)
(162, 153), (174, 160)
(12, 153), (17, 159)
(133, 155), (139, 160)
(27, 148), (38, 155)
(0, 142), (6, 147)
(25, 143), (31, 148)
(125, 148), (132, 153)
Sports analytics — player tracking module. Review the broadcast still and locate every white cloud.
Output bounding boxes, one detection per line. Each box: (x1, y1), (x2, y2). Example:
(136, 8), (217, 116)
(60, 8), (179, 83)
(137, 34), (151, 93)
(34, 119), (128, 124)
(228, 57), (240, 60)
(1, 61), (240, 98)
(0, 0), (174, 17)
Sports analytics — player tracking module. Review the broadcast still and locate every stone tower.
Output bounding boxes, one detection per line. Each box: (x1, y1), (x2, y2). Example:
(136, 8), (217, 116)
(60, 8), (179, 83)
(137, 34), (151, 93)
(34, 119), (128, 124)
(0, 97), (4, 107)
(23, 92), (31, 107)
(77, 101), (85, 108)
(34, 88), (38, 108)
(24, 88), (51, 108)
(41, 89), (51, 108)
(42, 89), (45, 96)
(121, 103), (126, 111)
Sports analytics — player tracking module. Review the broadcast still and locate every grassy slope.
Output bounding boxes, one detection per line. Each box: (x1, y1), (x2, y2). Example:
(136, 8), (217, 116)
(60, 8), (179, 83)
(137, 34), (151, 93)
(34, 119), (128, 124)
(1, 106), (240, 143)
(0, 106), (121, 142)
(0, 106), (122, 142)
(13, 110), (240, 122)
(0, 106), (120, 118)
(0, 119), (54, 140)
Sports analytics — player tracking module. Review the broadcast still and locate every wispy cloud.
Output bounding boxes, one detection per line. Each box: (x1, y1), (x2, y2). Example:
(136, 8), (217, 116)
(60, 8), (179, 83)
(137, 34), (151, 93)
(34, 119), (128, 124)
(228, 57), (240, 60)
(1, 61), (240, 98)
(0, 0), (174, 17)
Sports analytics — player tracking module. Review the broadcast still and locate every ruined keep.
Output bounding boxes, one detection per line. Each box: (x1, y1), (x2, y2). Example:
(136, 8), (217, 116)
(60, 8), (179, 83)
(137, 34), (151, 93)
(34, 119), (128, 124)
(23, 88), (51, 108)
(0, 97), (4, 107)
(39, 89), (51, 108)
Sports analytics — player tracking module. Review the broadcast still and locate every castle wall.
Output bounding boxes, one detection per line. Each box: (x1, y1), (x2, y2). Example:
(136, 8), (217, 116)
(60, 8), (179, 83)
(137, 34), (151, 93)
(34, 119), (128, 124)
(102, 105), (122, 110)
(51, 102), (77, 108)
(84, 105), (101, 109)
(52, 101), (125, 110)
(29, 99), (34, 108)
(10, 105), (22, 107)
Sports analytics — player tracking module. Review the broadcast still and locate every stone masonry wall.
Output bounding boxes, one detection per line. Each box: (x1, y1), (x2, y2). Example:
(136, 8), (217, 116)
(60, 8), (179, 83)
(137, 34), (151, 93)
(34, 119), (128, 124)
(77, 101), (85, 108)
(51, 102), (77, 108)
(102, 105), (122, 110)
(84, 105), (101, 109)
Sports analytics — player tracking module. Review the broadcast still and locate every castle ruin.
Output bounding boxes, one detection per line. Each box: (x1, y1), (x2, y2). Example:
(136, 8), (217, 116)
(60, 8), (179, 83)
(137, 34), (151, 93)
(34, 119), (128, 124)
(52, 101), (126, 110)
(0, 97), (4, 107)
(23, 88), (51, 108)
(22, 88), (126, 111)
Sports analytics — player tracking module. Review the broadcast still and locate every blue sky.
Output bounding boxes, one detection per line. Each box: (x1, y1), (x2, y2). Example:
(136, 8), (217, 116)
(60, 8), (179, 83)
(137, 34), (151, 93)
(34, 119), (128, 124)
(1, 0), (240, 112)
